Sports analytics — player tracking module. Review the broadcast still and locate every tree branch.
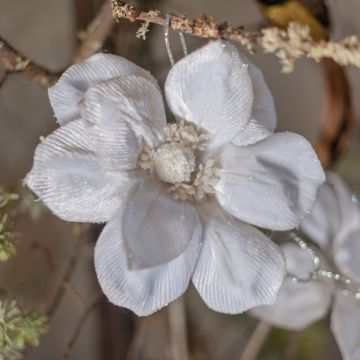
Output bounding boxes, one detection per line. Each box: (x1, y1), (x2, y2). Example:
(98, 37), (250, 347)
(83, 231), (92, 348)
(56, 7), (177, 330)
(111, 0), (360, 72)
(168, 297), (189, 360)
(73, 1), (115, 63)
(0, 36), (57, 88)
(0, 1), (114, 88)
(239, 321), (272, 360)
(61, 294), (103, 360)
(46, 224), (88, 318)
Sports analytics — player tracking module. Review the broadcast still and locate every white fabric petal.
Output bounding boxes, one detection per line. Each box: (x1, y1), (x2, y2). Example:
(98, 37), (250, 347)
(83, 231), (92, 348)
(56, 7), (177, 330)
(301, 173), (360, 280)
(334, 229), (360, 284)
(325, 173), (360, 282)
(300, 180), (341, 249)
(215, 132), (325, 230)
(95, 207), (201, 316)
(123, 179), (202, 269)
(165, 40), (253, 150)
(192, 204), (285, 314)
(81, 76), (166, 169)
(49, 53), (159, 125)
(232, 62), (276, 147)
(328, 173), (360, 243)
(25, 119), (133, 223)
(251, 243), (332, 330)
(332, 292), (360, 360)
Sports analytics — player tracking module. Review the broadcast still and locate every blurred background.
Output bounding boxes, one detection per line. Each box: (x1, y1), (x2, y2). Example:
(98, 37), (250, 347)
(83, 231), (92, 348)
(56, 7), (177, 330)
(0, 0), (360, 359)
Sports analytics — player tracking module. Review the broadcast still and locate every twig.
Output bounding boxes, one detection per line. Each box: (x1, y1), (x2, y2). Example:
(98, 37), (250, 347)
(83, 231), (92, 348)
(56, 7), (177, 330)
(168, 297), (189, 360)
(315, 59), (354, 167)
(0, 36), (58, 88)
(111, 1), (360, 72)
(126, 318), (148, 360)
(0, 2), (115, 89)
(62, 281), (88, 311)
(239, 321), (272, 360)
(30, 240), (88, 311)
(0, 71), (8, 88)
(285, 332), (301, 360)
(61, 294), (103, 360)
(30, 241), (56, 270)
(74, 1), (115, 63)
(46, 224), (88, 318)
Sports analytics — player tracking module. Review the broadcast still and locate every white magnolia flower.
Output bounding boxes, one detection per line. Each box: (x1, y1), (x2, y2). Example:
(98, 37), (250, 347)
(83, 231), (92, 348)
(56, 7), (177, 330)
(252, 172), (360, 360)
(25, 41), (325, 316)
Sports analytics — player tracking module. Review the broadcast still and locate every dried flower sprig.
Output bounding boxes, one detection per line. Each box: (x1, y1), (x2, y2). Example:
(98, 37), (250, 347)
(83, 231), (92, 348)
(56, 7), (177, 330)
(0, 300), (47, 360)
(111, 1), (360, 73)
(0, 190), (18, 210)
(0, 189), (19, 262)
(261, 23), (360, 73)
(136, 10), (160, 40)
(0, 214), (16, 262)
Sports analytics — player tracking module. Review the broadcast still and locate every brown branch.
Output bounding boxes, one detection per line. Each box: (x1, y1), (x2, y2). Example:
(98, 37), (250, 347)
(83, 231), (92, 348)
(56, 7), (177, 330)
(0, 1), (115, 89)
(239, 321), (272, 360)
(30, 239), (89, 312)
(62, 280), (88, 311)
(111, 1), (360, 72)
(46, 224), (89, 318)
(126, 318), (148, 360)
(0, 36), (58, 88)
(73, 1), (115, 63)
(0, 71), (8, 88)
(61, 294), (103, 360)
(168, 298), (190, 360)
(315, 59), (354, 167)
(30, 241), (57, 270)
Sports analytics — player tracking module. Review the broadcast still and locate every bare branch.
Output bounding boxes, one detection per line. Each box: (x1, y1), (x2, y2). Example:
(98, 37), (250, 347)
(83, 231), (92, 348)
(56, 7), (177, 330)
(126, 318), (148, 360)
(111, 1), (360, 72)
(46, 224), (89, 318)
(239, 321), (272, 360)
(168, 298), (189, 360)
(74, 1), (115, 63)
(61, 294), (103, 360)
(0, 2), (115, 89)
(315, 59), (354, 167)
(0, 36), (57, 88)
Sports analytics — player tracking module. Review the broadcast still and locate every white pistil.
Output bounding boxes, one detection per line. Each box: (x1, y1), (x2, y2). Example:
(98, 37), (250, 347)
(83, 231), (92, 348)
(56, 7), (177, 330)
(153, 142), (196, 184)
(138, 121), (219, 202)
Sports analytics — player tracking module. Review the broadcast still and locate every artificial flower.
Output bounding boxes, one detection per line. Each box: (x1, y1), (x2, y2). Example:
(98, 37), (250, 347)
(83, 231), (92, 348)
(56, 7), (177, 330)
(252, 172), (360, 360)
(25, 40), (324, 316)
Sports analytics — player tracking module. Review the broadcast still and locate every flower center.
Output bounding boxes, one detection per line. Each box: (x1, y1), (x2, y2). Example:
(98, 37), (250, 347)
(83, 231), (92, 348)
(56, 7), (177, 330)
(153, 142), (196, 184)
(138, 121), (220, 202)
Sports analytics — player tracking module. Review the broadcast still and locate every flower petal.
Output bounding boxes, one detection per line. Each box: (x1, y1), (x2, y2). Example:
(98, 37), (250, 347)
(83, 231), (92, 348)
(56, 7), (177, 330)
(251, 243), (332, 330)
(300, 179), (341, 249)
(215, 132), (325, 230)
(301, 173), (360, 280)
(324, 173), (360, 282)
(95, 208), (201, 316)
(49, 53), (159, 125)
(334, 228), (360, 283)
(123, 179), (202, 269)
(81, 76), (166, 169)
(232, 61), (276, 146)
(192, 204), (285, 314)
(25, 119), (133, 223)
(332, 293), (360, 360)
(165, 41), (253, 149)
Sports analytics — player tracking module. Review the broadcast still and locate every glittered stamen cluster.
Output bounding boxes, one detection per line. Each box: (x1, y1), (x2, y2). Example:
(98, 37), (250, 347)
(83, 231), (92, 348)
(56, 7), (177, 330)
(138, 121), (220, 202)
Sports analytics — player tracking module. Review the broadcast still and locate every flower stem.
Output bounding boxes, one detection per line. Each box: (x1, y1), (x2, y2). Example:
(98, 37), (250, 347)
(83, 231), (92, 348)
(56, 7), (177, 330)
(168, 297), (189, 360)
(239, 321), (272, 360)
